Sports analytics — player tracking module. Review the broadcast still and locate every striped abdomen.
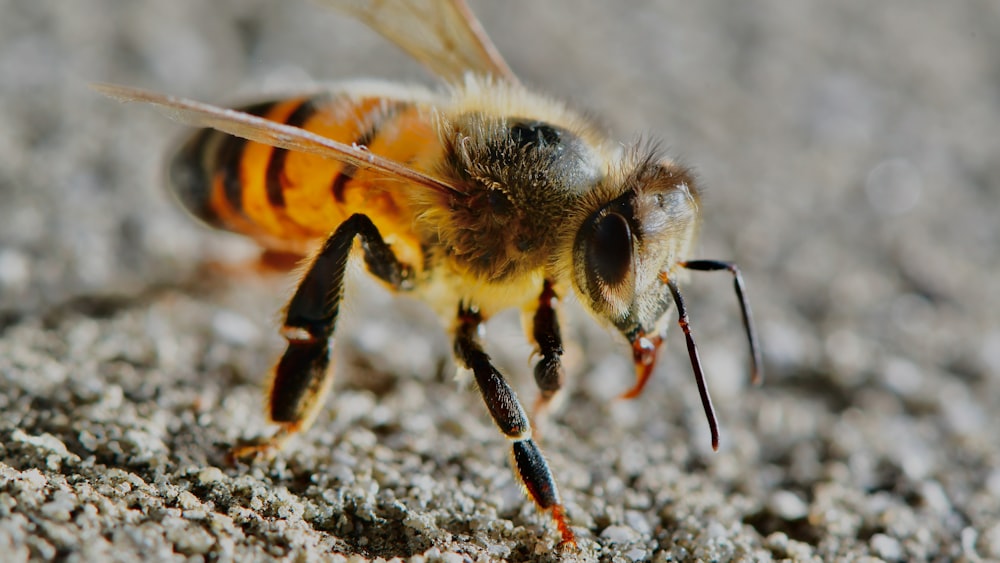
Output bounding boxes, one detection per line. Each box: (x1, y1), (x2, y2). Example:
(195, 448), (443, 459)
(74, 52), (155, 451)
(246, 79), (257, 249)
(168, 91), (439, 259)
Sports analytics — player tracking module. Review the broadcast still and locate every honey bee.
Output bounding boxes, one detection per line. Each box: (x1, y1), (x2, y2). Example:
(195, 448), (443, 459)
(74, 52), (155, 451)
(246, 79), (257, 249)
(97, 0), (762, 547)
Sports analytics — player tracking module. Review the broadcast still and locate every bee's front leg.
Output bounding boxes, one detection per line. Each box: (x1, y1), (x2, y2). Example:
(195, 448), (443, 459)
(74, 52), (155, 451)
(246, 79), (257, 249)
(454, 303), (575, 547)
(230, 213), (411, 461)
(526, 280), (565, 426)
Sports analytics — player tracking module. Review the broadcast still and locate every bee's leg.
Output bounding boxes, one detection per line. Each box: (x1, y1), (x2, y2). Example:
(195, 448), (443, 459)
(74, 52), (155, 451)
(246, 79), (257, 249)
(230, 213), (411, 461)
(528, 280), (565, 427)
(454, 304), (575, 546)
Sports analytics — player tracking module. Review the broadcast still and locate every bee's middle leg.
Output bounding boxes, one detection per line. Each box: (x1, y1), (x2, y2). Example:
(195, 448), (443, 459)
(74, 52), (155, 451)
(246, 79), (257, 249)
(230, 213), (411, 460)
(454, 303), (575, 546)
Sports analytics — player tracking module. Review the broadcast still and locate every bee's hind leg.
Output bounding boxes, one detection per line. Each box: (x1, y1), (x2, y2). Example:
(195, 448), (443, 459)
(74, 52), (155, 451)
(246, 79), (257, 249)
(454, 302), (576, 546)
(229, 213), (412, 462)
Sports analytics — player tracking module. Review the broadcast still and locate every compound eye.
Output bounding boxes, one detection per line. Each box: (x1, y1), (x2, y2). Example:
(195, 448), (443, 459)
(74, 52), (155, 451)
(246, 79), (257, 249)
(585, 211), (634, 292)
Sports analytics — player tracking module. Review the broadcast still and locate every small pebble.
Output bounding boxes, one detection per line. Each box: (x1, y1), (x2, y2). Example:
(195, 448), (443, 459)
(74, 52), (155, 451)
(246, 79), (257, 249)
(198, 467), (226, 484)
(870, 533), (903, 561)
(601, 525), (641, 544)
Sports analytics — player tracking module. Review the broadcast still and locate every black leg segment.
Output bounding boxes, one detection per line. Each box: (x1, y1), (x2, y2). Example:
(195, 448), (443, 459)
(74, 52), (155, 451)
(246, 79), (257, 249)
(512, 440), (560, 510)
(532, 280), (565, 400)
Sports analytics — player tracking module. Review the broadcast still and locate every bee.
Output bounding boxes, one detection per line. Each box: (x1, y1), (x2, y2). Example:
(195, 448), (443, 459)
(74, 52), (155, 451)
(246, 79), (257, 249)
(97, 0), (762, 547)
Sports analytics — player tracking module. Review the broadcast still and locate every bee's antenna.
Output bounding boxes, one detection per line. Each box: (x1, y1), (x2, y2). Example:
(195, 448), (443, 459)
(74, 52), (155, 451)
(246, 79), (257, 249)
(664, 275), (720, 451)
(680, 260), (762, 385)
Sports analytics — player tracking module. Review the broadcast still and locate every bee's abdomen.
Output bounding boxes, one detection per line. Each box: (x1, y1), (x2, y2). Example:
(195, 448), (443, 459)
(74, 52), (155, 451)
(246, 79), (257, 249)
(167, 93), (435, 254)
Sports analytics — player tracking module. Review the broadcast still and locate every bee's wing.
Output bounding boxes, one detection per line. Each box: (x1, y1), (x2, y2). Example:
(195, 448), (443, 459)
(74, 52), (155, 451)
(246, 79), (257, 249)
(94, 83), (460, 196)
(320, 0), (517, 84)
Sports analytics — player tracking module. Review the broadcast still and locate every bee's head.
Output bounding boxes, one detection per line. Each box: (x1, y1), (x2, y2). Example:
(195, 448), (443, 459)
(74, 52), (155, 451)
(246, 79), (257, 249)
(570, 152), (701, 345)
(568, 150), (760, 452)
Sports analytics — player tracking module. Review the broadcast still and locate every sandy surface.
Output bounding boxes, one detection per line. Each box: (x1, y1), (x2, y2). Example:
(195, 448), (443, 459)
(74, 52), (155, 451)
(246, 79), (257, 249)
(2, 1), (998, 561)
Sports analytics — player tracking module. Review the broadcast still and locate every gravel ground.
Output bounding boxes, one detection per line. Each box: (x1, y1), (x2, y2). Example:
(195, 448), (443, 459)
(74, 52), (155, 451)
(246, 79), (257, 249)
(2, 1), (998, 561)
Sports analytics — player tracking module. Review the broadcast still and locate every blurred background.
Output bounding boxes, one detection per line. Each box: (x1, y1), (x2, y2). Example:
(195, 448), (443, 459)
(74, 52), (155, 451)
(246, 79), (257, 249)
(1, 0), (998, 560)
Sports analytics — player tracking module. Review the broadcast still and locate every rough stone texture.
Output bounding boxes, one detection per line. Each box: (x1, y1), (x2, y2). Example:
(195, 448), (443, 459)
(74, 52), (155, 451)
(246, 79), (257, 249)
(2, 1), (997, 561)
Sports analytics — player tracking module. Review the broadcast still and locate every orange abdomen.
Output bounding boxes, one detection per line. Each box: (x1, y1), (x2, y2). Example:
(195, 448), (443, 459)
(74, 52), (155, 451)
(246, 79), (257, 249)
(169, 92), (439, 262)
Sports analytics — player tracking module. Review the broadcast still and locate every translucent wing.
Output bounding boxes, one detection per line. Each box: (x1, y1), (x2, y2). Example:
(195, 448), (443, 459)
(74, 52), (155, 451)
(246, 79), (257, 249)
(320, 0), (517, 83)
(93, 83), (459, 196)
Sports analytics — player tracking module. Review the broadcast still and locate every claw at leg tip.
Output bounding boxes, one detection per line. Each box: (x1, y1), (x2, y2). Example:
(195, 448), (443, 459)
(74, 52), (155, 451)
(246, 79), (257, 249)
(551, 505), (576, 547)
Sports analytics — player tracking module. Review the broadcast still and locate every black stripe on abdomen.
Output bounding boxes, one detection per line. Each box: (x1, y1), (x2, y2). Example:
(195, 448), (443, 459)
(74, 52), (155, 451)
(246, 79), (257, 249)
(216, 135), (250, 215)
(169, 127), (226, 227)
